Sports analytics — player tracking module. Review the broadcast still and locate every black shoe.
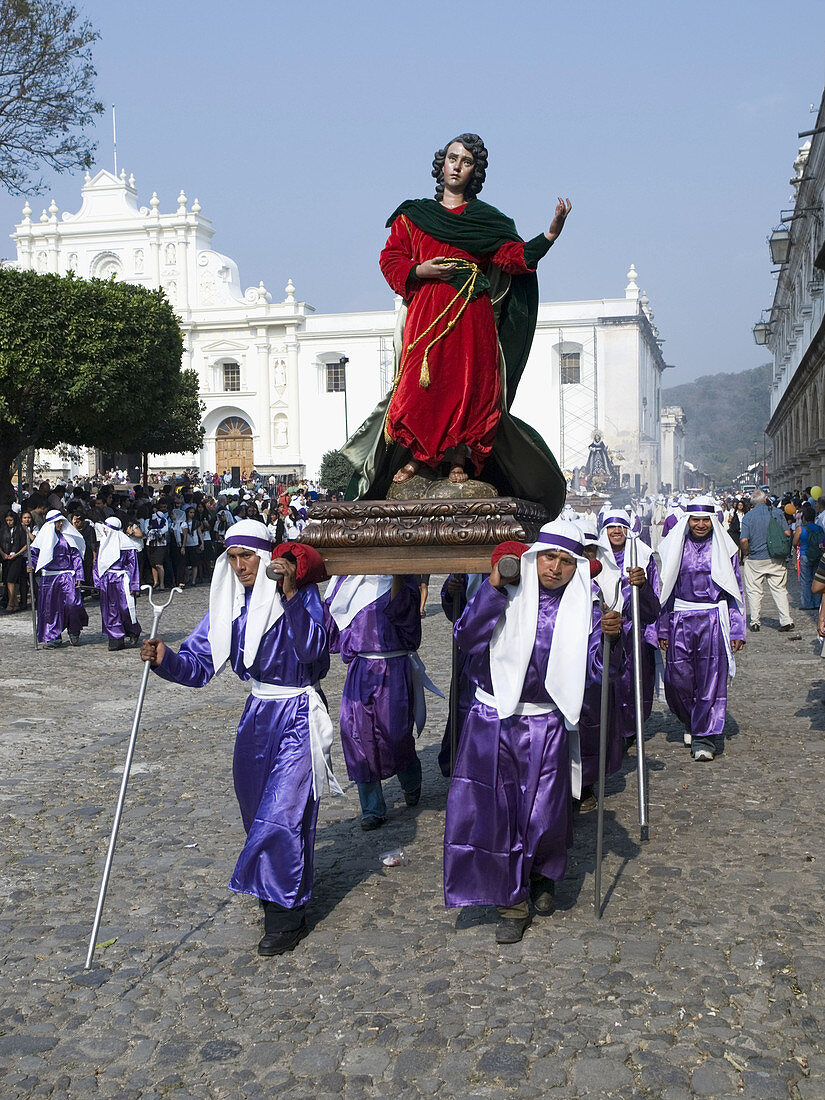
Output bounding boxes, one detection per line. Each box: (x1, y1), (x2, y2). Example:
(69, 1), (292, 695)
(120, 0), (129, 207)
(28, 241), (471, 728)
(257, 918), (308, 957)
(530, 876), (556, 915)
(749, 623), (760, 632)
(403, 786), (422, 807)
(108, 638), (125, 651)
(360, 814), (386, 831)
(123, 633), (141, 648)
(68, 633), (80, 647)
(495, 915), (531, 944)
(778, 622), (795, 632)
(44, 639), (63, 649)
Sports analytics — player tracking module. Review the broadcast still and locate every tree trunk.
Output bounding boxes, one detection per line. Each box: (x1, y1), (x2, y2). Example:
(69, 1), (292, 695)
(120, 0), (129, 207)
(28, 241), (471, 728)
(25, 446), (35, 489)
(143, 451), (149, 487)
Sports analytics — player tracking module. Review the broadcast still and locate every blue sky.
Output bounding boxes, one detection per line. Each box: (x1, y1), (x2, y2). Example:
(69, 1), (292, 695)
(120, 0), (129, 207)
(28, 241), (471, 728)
(2, 0), (824, 385)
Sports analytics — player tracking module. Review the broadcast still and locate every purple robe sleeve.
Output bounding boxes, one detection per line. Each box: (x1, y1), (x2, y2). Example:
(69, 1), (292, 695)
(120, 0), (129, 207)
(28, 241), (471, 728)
(153, 611), (216, 688)
(441, 575), (465, 623)
(127, 548), (140, 591)
(323, 601), (341, 654)
(454, 581), (508, 658)
(282, 584), (329, 664)
(30, 545), (39, 570)
(70, 546), (84, 585)
(383, 579), (422, 651)
(729, 554), (746, 641)
(588, 599), (624, 681)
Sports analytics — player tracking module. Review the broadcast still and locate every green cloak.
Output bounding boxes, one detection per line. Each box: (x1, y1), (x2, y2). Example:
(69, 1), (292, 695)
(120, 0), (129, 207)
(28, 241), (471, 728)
(342, 198), (567, 517)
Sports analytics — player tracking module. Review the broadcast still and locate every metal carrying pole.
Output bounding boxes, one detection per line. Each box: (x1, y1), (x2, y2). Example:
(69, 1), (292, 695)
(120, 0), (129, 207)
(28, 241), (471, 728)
(595, 577), (621, 920)
(84, 585), (182, 970)
(628, 533), (650, 841)
(26, 531), (37, 650)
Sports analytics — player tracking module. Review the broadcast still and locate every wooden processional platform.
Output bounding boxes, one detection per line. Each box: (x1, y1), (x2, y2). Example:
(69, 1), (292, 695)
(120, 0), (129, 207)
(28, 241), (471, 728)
(300, 496), (550, 576)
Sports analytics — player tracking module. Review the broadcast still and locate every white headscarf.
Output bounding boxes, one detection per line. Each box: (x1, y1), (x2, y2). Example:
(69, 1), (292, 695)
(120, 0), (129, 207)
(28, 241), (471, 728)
(207, 520), (283, 673)
(596, 513), (655, 573)
(658, 495), (742, 610)
(31, 509), (85, 572)
(325, 574), (393, 629)
(96, 517), (141, 576)
(488, 520), (595, 728)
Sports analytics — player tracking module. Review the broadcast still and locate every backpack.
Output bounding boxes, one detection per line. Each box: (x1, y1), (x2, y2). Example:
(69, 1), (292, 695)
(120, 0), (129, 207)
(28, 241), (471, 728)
(805, 523), (824, 563)
(766, 514), (791, 558)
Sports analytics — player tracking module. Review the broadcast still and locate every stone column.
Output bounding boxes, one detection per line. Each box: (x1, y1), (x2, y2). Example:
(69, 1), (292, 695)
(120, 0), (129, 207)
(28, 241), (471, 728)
(256, 336), (272, 463)
(286, 336), (301, 464)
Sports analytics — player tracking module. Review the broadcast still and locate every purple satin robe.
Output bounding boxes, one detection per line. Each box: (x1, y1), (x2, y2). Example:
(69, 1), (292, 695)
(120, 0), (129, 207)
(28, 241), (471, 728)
(31, 538), (88, 643)
(325, 577), (421, 784)
(657, 535), (745, 739)
(437, 575), (486, 777)
(153, 584), (330, 906)
(93, 549), (142, 640)
(443, 581), (613, 908)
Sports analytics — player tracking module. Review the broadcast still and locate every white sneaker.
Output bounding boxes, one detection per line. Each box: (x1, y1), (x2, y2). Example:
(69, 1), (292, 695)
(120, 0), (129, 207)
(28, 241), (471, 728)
(683, 731), (692, 747)
(692, 741), (715, 762)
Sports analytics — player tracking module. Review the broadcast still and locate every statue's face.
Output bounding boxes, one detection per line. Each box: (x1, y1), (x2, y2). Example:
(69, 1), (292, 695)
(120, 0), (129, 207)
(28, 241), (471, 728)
(443, 142), (475, 192)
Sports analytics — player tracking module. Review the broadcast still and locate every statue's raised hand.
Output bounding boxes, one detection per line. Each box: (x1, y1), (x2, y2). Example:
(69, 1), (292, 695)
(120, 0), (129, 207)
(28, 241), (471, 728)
(545, 198), (572, 243)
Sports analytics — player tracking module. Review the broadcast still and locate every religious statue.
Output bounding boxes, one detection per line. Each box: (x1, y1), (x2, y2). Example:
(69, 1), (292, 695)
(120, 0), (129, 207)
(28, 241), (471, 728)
(342, 133), (570, 515)
(584, 431), (619, 491)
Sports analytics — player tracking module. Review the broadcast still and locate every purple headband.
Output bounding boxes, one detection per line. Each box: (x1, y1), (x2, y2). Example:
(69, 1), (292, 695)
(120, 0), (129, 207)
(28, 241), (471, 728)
(601, 513), (631, 529)
(224, 532), (272, 553)
(685, 504), (714, 514)
(582, 532), (598, 543)
(537, 532), (584, 556)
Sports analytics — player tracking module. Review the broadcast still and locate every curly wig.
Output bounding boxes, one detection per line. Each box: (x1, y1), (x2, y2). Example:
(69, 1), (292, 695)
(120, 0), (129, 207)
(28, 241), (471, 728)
(432, 134), (488, 201)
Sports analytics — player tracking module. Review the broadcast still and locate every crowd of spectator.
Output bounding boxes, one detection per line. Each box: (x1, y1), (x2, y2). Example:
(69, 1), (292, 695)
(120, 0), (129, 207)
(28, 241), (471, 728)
(0, 474), (332, 613)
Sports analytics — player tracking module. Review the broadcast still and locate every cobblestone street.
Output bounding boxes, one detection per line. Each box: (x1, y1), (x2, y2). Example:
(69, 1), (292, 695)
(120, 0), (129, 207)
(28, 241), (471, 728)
(1, 574), (824, 1099)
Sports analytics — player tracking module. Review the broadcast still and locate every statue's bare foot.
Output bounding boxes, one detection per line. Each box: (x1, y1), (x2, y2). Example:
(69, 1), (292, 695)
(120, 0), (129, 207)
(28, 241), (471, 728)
(448, 464), (469, 483)
(393, 461), (420, 484)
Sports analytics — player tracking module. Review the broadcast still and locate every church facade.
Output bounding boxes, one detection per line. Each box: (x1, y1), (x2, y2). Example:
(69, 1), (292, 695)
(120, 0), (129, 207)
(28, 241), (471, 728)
(9, 169), (672, 493)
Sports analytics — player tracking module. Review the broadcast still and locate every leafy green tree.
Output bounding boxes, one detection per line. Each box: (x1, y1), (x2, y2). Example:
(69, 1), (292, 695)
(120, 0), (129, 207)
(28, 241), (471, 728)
(319, 449), (354, 494)
(0, 267), (197, 505)
(0, 0), (103, 193)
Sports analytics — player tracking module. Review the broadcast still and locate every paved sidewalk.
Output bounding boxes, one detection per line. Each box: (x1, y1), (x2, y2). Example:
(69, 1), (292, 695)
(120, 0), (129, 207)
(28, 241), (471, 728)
(0, 576), (823, 1098)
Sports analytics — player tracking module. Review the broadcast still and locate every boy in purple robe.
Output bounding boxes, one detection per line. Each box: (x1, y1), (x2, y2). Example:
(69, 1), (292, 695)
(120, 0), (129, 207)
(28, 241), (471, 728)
(443, 521), (623, 944)
(93, 517), (142, 650)
(29, 509), (89, 647)
(141, 521), (339, 956)
(325, 574), (433, 829)
(656, 496), (745, 762)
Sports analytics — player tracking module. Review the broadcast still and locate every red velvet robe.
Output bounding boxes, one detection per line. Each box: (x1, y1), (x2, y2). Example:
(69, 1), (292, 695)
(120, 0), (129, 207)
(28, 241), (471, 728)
(380, 207), (540, 475)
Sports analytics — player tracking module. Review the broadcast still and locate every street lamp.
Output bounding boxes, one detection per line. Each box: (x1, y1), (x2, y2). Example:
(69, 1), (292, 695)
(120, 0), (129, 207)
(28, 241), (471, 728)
(753, 321), (772, 345)
(768, 227), (791, 266)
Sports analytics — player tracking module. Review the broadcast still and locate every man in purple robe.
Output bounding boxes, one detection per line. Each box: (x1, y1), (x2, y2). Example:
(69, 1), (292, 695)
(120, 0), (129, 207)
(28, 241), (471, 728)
(93, 517), (142, 650)
(325, 574), (433, 829)
(656, 496), (745, 762)
(29, 509), (89, 647)
(141, 521), (338, 956)
(595, 513), (661, 752)
(443, 521), (623, 943)
(438, 572), (487, 777)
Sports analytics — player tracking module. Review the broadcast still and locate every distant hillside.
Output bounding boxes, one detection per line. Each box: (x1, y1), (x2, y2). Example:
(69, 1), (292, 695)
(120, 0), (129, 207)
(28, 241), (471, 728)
(662, 363), (772, 485)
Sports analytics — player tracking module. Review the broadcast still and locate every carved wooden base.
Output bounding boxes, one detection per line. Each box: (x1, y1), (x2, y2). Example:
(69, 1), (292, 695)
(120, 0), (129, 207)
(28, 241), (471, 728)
(301, 497), (550, 575)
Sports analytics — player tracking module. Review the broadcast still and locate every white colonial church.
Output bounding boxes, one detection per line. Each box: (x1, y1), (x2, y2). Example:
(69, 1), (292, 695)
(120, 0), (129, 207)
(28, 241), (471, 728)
(8, 168), (682, 493)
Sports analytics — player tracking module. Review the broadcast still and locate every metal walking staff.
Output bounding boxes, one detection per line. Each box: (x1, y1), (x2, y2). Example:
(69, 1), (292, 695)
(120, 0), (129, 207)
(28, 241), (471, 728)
(84, 584), (183, 970)
(595, 576), (621, 920)
(628, 532), (650, 842)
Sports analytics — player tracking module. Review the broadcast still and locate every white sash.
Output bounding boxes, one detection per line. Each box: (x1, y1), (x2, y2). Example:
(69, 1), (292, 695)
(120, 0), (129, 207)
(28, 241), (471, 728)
(248, 680), (344, 798)
(42, 568), (72, 577)
(356, 650), (444, 735)
(474, 687), (582, 800)
(673, 597), (735, 678)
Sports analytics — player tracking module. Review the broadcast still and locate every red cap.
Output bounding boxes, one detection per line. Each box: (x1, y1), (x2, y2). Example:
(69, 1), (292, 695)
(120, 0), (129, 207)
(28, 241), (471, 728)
(271, 542), (328, 587)
(589, 559), (603, 578)
(491, 540), (529, 568)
